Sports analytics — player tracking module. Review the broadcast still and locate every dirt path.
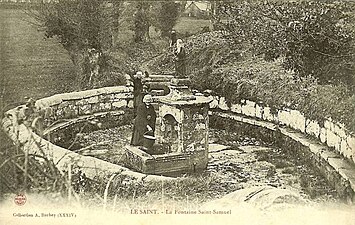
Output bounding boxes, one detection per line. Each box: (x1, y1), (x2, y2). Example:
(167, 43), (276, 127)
(139, 52), (172, 76)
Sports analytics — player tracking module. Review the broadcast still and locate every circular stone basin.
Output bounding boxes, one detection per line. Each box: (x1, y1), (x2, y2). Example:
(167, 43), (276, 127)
(70, 125), (339, 204)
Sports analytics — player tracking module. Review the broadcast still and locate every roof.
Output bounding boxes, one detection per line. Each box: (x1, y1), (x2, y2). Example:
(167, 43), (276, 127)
(186, 1), (210, 11)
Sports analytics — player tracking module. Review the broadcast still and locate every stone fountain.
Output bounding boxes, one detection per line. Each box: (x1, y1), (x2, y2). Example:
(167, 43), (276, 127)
(125, 78), (212, 175)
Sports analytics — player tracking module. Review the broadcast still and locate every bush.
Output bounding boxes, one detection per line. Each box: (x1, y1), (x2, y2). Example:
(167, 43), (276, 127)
(191, 58), (355, 131)
(215, 1), (355, 88)
(108, 173), (236, 203)
(148, 30), (355, 133)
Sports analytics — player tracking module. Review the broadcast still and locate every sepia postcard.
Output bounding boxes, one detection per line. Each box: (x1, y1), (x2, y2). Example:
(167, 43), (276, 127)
(1, 1), (355, 225)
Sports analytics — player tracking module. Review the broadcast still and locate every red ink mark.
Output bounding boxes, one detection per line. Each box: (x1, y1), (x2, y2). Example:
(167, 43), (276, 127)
(14, 193), (26, 206)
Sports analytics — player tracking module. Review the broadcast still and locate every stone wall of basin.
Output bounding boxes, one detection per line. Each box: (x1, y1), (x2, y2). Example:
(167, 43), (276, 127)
(2, 86), (355, 194)
(33, 86), (134, 129)
(1, 86), (176, 182)
(210, 96), (355, 165)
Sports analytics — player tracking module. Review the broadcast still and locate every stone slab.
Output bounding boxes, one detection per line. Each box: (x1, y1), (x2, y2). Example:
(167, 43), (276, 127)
(209, 143), (230, 152)
(254, 120), (277, 131)
(309, 143), (327, 155)
(125, 145), (154, 160)
(338, 168), (355, 191)
(320, 150), (341, 160)
(327, 157), (353, 171)
(238, 146), (273, 153)
(280, 128), (309, 146)
(241, 117), (256, 126)
(158, 95), (212, 106)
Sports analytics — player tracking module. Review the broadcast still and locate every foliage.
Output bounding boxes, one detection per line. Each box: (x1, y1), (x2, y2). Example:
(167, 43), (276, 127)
(215, 0), (355, 88)
(133, 1), (151, 42)
(191, 58), (355, 131)
(122, 1), (182, 42)
(0, 152), (68, 195)
(174, 17), (212, 38)
(108, 173), (237, 203)
(154, 1), (181, 37)
(31, 0), (125, 90)
(147, 30), (355, 132)
(29, 1), (184, 89)
(147, 31), (232, 74)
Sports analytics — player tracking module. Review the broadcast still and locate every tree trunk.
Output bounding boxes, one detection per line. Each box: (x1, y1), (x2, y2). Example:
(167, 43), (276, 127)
(69, 48), (102, 90)
(87, 48), (101, 88)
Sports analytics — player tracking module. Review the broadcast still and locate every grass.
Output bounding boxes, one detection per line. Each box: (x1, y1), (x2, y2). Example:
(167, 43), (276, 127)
(0, 9), (76, 193)
(0, 10), (212, 156)
(0, 8), (75, 113)
(174, 17), (212, 36)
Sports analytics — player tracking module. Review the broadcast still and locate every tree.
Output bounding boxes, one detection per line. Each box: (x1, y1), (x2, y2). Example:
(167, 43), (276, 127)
(216, 0), (355, 88)
(133, 1), (151, 42)
(32, 0), (123, 90)
(122, 1), (182, 42)
(154, 1), (181, 37)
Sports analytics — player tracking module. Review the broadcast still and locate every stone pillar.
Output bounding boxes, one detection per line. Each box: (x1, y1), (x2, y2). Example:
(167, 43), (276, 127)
(125, 78), (213, 174)
(156, 78), (212, 155)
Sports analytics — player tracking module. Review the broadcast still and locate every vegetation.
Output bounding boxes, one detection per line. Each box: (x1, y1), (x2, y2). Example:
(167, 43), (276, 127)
(125, 1), (182, 41)
(31, 0), (124, 90)
(28, 0), (185, 90)
(106, 173), (231, 203)
(0, 8), (76, 195)
(212, 0), (355, 130)
(215, 0), (355, 89)
(0, 125), (69, 196)
(154, 1), (181, 37)
(174, 17), (212, 37)
(147, 1), (355, 132)
(191, 58), (355, 130)
(131, 1), (151, 42)
(0, 8), (75, 112)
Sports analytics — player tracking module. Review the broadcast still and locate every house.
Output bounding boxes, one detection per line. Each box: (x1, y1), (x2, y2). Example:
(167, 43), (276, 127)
(183, 1), (212, 18)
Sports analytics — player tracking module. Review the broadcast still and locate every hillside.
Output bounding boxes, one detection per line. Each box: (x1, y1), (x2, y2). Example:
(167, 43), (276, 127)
(147, 31), (355, 133)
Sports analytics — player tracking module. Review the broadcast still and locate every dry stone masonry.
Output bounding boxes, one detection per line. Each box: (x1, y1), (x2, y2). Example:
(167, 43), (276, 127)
(210, 95), (355, 202)
(2, 85), (355, 202)
(2, 86), (174, 182)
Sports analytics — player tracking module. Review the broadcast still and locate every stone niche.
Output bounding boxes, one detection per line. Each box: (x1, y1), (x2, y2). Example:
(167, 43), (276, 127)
(125, 79), (212, 175)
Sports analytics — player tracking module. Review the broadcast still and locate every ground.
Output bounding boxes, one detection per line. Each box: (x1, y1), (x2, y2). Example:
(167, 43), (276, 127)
(0, 8), (76, 180)
(0, 9), (75, 111)
(73, 126), (338, 206)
